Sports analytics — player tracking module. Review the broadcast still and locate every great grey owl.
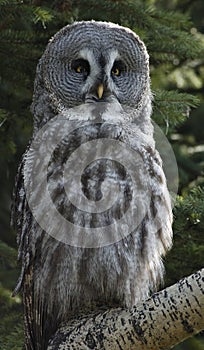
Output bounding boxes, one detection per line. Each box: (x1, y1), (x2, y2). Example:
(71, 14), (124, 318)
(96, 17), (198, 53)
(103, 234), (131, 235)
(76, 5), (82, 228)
(12, 21), (173, 349)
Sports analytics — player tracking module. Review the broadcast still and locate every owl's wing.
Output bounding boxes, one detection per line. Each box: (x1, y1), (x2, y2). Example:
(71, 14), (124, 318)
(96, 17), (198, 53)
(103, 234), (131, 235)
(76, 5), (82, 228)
(12, 155), (30, 295)
(11, 150), (37, 349)
(140, 143), (173, 259)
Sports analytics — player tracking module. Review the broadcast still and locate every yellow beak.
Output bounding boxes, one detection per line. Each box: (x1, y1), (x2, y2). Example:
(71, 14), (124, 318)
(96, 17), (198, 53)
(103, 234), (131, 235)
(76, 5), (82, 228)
(97, 84), (104, 99)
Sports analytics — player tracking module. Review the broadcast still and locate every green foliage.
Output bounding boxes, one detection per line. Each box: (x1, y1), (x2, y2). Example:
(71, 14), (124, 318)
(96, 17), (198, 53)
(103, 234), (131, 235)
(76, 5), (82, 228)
(152, 89), (200, 132)
(0, 240), (17, 267)
(175, 336), (204, 350)
(33, 6), (54, 27)
(0, 284), (23, 350)
(0, 0), (203, 349)
(166, 187), (204, 285)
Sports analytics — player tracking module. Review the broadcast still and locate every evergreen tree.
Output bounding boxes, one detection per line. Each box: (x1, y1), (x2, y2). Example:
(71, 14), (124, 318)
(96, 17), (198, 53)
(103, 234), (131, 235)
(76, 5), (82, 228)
(0, 1), (203, 348)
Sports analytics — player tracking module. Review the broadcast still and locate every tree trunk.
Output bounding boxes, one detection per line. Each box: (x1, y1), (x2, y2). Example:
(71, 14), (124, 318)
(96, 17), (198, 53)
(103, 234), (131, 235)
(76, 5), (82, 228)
(48, 269), (204, 350)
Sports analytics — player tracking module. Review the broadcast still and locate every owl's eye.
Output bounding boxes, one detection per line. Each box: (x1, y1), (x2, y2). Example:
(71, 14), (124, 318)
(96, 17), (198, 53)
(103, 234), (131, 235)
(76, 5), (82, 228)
(71, 59), (90, 77)
(111, 60), (125, 77)
(76, 66), (83, 73)
(112, 67), (120, 76)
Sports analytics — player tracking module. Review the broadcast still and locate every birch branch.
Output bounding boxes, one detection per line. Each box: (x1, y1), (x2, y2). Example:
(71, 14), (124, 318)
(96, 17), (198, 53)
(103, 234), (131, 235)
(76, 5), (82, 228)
(48, 269), (204, 350)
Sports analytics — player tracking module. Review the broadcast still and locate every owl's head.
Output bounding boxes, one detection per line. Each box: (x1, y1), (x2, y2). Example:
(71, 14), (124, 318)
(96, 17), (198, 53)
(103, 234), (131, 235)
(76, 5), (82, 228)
(32, 21), (151, 129)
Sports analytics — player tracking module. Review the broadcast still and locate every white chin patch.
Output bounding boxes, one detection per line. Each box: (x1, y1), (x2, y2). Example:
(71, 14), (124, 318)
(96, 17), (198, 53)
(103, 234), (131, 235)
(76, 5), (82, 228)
(60, 96), (125, 122)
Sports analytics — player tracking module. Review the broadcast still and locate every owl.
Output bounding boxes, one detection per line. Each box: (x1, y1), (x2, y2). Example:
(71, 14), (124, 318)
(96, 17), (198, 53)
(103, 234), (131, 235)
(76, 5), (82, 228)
(12, 21), (173, 350)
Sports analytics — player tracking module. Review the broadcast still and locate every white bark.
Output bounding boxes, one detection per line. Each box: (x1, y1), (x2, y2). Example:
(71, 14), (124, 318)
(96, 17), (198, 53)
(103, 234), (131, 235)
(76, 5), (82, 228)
(48, 269), (204, 350)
